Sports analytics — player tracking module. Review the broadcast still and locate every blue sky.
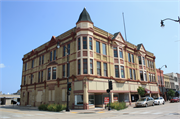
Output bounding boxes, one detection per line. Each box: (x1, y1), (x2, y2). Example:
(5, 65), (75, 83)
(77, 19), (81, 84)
(0, 0), (180, 94)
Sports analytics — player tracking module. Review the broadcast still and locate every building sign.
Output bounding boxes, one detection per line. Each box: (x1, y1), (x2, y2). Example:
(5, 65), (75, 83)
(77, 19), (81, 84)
(113, 97), (118, 102)
(104, 97), (109, 105)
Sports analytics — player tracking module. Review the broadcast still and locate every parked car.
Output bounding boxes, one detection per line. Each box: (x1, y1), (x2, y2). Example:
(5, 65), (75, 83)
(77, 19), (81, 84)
(154, 97), (165, 105)
(16, 102), (20, 105)
(170, 97), (179, 103)
(135, 97), (154, 107)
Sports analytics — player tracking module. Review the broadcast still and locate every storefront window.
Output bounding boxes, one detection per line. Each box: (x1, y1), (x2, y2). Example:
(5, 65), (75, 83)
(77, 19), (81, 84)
(89, 95), (94, 105)
(75, 95), (83, 105)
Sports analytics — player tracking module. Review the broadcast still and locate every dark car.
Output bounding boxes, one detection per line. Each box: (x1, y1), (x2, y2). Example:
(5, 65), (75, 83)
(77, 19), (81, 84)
(170, 97), (179, 103)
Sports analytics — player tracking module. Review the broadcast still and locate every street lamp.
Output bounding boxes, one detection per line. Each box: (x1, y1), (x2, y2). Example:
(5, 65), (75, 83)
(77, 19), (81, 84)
(57, 41), (70, 112)
(160, 16), (180, 27)
(159, 65), (167, 100)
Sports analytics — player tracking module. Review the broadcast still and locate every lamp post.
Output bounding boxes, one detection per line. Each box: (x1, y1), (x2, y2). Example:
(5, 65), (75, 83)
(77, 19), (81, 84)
(159, 65), (167, 100)
(57, 41), (70, 112)
(160, 16), (180, 27)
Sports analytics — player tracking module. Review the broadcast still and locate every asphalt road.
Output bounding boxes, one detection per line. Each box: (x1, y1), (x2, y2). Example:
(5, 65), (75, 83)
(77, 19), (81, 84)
(0, 102), (180, 119)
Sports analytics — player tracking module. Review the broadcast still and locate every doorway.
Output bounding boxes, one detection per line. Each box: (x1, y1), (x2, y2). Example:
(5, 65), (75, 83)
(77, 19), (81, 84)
(27, 92), (29, 105)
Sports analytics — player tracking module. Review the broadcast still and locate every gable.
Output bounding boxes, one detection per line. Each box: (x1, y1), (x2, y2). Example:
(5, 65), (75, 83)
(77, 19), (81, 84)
(137, 44), (146, 52)
(112, 32), (125, 43)
(140, 46), (145, 52)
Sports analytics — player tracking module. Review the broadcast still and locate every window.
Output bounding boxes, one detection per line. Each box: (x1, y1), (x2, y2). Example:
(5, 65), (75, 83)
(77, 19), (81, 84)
(114, 47), (118, 57)
(63, 46), (66, 56)
(67, 63), (69, 77)
(90, 59), (93, 74)
(42, 55), (44, 64)
(89, 37), (92, 50)
(143, 57), (145, 65)
(119, 50), (123, 58)
(53, 67), (56, 79)
(89, 95), (94, 105)
(38, 72), (40, 83)
(24, 76), (26, 85)
(31, 74), (33, 84)
(129, 69), (132, 79)
(140, 71), (143, 81)
(83, 59), (87, 74)
(63, 65), (65, 77)
(132, 54), (134, 63)
(83, 37), (87, 49)
(128, 53), (131, 62)
(75, 95), (83, 105)
(96, 41), (100, 53)
(53, 50), (56, 60)
(67, 44), (70, 55)
(133, 69), (136, 80)
(102, 43), (106, 55)
(103, 63), (107, 76)
(78, 38), (81, 50)
(78, 59), (81, 75)
(149, 74), (151, 82)
(48, 68), (51, 80)
(25, 63), (27, 71)
(32, 59), (34, 68)
(41, 71), (43, 82)
(115, 65), (119, 77)
(50, 51), (52, 61)
(144, 72), (147, 81)
(97, 62), (101, 75)
(121, 66), (125, 78)
(39, 56), (41, 65)
(138, 56), (142, 64)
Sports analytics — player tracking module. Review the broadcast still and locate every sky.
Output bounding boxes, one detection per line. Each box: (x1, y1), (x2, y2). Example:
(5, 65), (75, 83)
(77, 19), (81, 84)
(0, 0), (180, 94)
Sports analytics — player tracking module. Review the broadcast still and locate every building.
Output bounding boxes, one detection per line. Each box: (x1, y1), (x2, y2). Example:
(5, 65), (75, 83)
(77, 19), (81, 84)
(164, 74), (171, 100)
(0, 94), (20, 105)
(20, 8), (159, 109)
(165, 72), (179, 91)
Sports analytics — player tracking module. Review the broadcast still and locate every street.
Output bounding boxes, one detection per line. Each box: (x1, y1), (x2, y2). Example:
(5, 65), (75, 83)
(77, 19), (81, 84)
(0, 102), (180, 119)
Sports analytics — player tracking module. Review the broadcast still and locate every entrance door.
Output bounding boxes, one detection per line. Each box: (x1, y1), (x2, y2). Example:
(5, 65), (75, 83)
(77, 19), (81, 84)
(95, 94), (102, 107)
(27, 92), (29, 105)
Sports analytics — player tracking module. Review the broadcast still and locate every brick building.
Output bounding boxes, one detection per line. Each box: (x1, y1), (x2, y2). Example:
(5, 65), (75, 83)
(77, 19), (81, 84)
(20, 8), (159, 109)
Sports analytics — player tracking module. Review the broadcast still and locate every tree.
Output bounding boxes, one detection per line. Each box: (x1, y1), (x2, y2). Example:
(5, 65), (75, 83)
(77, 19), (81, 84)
(167, 89), (175, 99)
(137, 87), (145, 97)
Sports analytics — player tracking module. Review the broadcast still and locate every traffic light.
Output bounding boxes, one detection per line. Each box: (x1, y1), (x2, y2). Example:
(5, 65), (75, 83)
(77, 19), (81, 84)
(106, 89), (110, 93)
(68, 82), (71, 91)
(109, 81), (112, 90)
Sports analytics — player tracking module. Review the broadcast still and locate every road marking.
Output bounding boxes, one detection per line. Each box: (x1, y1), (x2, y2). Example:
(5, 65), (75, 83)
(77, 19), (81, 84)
(130, 111), (139, 114)
(35, 114), (45, 115)
(152, 112), (162, 115)
(0, 116), (10, 118)
(97, 111), (105, 113)
(70, 112), (78, 114)
(141, 111), (151, 114)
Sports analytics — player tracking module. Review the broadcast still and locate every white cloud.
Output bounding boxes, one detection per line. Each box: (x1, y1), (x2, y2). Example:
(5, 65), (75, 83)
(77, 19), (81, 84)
(0, 64), (5, 68)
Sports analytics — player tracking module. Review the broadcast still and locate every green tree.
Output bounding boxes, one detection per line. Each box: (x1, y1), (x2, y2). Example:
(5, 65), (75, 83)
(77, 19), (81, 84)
(137, 86), (145, 97)
(167, 89), (175, 99)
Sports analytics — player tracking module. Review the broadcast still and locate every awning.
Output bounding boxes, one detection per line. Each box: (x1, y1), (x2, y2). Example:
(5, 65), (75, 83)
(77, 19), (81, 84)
(145, 88), (151, 94)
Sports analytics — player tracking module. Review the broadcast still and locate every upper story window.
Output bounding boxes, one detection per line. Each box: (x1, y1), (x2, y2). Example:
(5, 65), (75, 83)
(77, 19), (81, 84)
(103, 63), (107, 76)
(131, 54), (134, 63)
(63, 65), (65, 77)
(121, 66), (125, 78)
(138, 56), (142, 64)
(67, 44), (70, 55)
(83, 59), (87, 74)
(102, 43), (106, 55)
(63, 46), (66, 56)
(128, 53), (131, 62)
(53, 67), (56, 79)
(25, 63), (27, 71)
(53, 50), (56, 60)
(47, 67), (56, 80)
(97, 61), (101, 76)
(24, 76), (26, 85)
(83, 37), (87, 49)
(78, 59), (81, 75)
(42, 55), (44, 64)
(89, 37), (92, 50)
(78, 38), (81, 50)
(114, 47), (118, 57)
(30, 74), (33, 84)
(48, 68), (51, 80)
(115, 65), (119, 78)
(142, 57), (145, 65)
(119, 50), (123, 58)
(67, 63), (69, 77)
(129, 69), (132, 79)
(133, 69), (136, 80)
(140, 71), (143, 81)
(39, 56), (41, 65)
(32, 59), (34, 68)
(41, 71), (43, 82)
(96, 41), (100, 53)
(90, 59), (93, 74)
(144, 71), (147, 81)
(38, 72), (41, 83)
(50, 51), (52, 61)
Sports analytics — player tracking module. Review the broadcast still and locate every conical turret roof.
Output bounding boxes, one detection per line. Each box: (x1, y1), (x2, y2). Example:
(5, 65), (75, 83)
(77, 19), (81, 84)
(77, 8), (93, 23)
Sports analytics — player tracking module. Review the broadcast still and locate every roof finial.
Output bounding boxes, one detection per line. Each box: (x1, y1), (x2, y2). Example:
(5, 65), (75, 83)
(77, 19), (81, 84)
(84, 7), (86, 9)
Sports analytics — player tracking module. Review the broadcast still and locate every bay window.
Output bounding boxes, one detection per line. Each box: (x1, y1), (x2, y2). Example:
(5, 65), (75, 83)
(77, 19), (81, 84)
(89, 37), (92, 50)
(78, 59), (81, 75)
(140, 71), (143, 81)
(115, 65), (119, 78)
(90, 59), (93, 74)
(114, 47), (118, 57)
(83, 37), (87, 49)
(83, 59), (87, 74)
(97, 61), (101, 75)
(96, 41), (100, 53)
(121, 66), (125, 78)
(138, 56), (142, 64)
(119, 50), (123, 58)
(103, 63), (107, 76)
(78, 37), (81, 50)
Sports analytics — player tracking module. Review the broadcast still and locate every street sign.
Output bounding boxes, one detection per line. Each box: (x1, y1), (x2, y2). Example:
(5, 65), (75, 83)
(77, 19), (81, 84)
(104, 97), (109, 105)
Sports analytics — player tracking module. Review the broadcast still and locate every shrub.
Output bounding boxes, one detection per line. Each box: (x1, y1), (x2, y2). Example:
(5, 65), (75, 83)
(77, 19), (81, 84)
(107, 101), (127, 110)
(38, 104), (66, 112)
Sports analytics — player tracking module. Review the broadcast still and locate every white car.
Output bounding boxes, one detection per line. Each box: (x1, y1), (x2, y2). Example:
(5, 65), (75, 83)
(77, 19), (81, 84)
(16, 102), (20, 105)
(154, 97), (165, 105)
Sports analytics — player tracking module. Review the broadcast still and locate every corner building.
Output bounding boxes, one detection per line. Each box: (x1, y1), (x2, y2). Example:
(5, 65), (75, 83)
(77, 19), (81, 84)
(20, 8), (159, 109)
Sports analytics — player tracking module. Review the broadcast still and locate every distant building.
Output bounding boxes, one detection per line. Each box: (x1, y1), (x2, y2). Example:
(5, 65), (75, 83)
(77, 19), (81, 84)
(21, 8), (159, 109)
(0, 94), (20, 105)
(165, 72), (179, 91)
